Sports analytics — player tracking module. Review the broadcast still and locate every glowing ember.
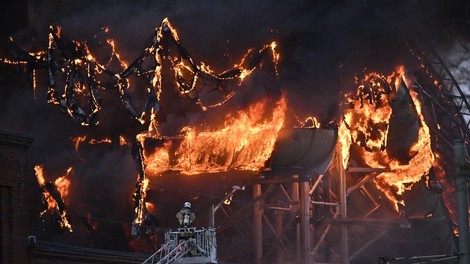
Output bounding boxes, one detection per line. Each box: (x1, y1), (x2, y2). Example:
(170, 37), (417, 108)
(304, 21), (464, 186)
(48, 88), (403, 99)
(34, 165), (73, 232)
(71, 135), (130, 151)
(145, 94), (287, 175)
(342, 67), (435, 209)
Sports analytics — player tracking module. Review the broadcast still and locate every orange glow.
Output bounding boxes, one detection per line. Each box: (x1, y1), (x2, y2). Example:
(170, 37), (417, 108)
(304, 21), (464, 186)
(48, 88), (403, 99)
(72, 136), (87, 151)
(89, 138), (112, 144)
(338, 120), (352, 170)
(145, 94), (287, 175)
(298, 116), (321, 128)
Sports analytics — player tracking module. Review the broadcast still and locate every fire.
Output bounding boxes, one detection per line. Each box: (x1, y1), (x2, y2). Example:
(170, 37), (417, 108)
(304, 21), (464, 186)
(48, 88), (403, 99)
(4, 18), (284, 239)
(146, 94), (287, 175)
(34, 165), (73, 232)
(89, 138), (112, 144)
(71, 135), (130, 151)
(120, 135), (130, 146)
(104, 31), (128, 69)
(72, 136), (87, 151)
(341, 67), (435, 209)
(298, 116), (321, 128)
(134, 177), (149, 225)
(338, 120), (352, 169)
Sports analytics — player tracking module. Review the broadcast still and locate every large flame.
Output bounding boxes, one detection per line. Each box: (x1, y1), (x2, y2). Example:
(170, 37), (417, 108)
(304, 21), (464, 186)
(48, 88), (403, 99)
(145, 94), (287, 175)
(34, 165), (73, 232)
(341, 67), (435, 209)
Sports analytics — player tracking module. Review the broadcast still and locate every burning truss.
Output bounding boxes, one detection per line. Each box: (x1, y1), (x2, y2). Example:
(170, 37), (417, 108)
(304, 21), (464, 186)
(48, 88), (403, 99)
(3, 18), (282, 237)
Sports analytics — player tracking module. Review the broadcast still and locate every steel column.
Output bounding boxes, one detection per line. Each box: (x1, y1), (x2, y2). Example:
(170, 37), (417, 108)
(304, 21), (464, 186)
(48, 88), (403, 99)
(291, 177), (301, 262)
(453, 140), (470, 264)
(253, 183), (263, 264)
(338, 149), (349, 264)
(300, 181), (310, 263)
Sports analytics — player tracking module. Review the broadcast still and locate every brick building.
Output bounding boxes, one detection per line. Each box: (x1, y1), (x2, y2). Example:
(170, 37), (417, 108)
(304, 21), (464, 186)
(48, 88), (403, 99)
(0, 131), (148, 263)
(0, 131), (33, 264)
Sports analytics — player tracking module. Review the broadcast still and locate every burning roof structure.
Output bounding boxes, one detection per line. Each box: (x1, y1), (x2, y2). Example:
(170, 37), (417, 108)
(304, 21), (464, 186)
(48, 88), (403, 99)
(3, 17), (284, 240)
(1, 1), (470, 263)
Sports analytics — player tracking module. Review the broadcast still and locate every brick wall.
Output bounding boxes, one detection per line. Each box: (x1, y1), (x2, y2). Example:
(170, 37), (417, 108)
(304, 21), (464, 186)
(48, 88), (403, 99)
(0, 131), (33, 264)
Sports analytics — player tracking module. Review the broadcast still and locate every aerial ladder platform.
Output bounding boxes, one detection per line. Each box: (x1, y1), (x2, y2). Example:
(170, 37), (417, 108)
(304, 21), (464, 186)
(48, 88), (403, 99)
(142, 227), (217, 264)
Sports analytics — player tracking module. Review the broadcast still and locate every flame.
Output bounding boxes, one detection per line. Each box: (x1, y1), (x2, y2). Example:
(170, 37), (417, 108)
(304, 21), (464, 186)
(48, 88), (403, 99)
(224, 194), (233, 205)
(338, 120), (352, 169)
(89, 138), (112, 144)
(6, 18), (284, 237)
(71, 135), (129, 151)
(72, 136), (87, 151)
(134, 177), (149, 225)
(105, 36), (128, 69)
(34, 165), (73, 232)
(299, 116), (321, 128)
(120, 135), (130, 146)
(146, 93), (287, 175)
(342, 67), (435, 209)
(55, 167), (72, 198)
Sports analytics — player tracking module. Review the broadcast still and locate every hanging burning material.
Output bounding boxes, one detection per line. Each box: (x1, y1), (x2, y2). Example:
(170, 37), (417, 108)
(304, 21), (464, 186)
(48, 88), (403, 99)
(34, 165), (73, 232)
(341, 67), (435, 209)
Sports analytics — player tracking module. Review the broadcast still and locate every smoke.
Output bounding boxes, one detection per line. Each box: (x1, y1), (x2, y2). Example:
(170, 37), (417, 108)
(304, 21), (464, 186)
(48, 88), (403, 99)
(0, 0), (462, 252)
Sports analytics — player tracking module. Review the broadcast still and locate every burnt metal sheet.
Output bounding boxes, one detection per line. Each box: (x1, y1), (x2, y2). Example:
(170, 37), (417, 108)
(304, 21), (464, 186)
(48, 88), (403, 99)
(268, 128), (337, 175)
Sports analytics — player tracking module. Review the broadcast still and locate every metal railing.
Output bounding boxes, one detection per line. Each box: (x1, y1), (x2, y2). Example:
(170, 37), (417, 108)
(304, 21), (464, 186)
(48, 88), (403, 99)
(142, 227), (217, 264)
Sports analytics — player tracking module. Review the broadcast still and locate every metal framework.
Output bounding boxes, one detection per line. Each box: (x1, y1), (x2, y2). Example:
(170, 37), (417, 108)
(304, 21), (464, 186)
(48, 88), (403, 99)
(214, 34), (470, 264)
(252, 175), (311, 264)
(408, 31), (470, 164)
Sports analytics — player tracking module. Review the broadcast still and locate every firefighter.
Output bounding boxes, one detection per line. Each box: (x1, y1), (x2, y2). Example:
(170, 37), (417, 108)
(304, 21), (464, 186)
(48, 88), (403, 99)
(176, 202), (195, 227)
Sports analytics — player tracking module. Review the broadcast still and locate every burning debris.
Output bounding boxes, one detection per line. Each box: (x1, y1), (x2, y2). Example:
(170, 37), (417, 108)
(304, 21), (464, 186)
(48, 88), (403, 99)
(3, 17), (282, 239)
(71, 135), (130, 152)
(34, 165), (73, 232)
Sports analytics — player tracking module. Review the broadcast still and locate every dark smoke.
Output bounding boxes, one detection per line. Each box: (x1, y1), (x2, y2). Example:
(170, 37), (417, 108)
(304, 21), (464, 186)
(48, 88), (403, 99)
(0, 0), (465, 252)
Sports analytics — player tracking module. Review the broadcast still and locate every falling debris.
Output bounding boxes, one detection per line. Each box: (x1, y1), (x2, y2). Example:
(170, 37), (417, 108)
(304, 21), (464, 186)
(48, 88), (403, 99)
(34, 165), (73, 232)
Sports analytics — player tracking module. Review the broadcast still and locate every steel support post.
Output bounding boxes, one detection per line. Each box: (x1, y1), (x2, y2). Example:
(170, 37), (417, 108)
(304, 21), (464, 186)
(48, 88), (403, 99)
(292, 176), (301, 262)
(274, 209), (284, 264)
(453, 140), (470, 264)
(300, 181), (311, 263)
(338, 150), (349, 264)
(254, 183), (263, 264)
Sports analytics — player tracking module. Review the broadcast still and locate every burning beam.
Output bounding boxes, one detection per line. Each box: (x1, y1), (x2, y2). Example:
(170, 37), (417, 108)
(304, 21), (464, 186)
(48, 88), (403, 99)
(34, 165), (73, 232)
